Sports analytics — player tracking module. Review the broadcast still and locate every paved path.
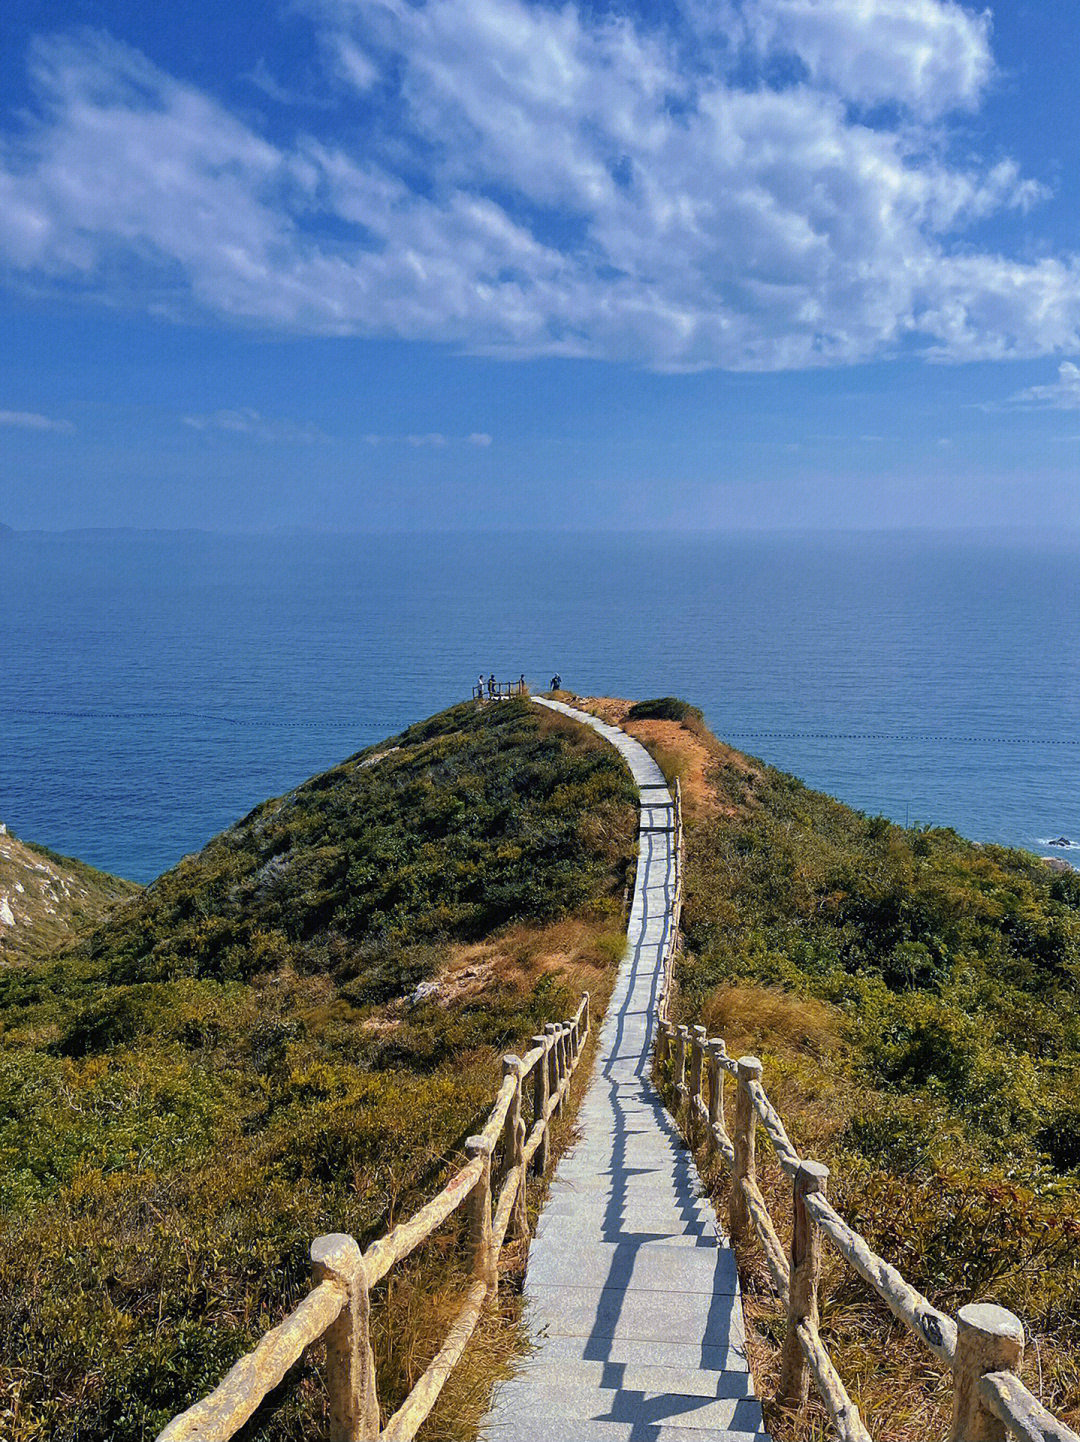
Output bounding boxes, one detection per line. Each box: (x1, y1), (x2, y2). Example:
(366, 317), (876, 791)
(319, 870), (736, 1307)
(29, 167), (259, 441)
(479, 699), (767, 1442)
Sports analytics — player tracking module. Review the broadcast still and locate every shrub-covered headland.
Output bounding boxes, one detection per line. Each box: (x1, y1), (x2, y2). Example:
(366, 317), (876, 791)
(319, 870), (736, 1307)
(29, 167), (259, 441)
(633, 699), (1080, 1439)
(0, 698), (636, 1441)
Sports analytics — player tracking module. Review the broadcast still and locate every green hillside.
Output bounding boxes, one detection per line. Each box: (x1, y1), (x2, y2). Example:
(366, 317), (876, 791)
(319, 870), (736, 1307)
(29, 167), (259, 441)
(0, 699), (636, 1441)
(654, 708), (1080, 1436)
(0, 829), (137, 967)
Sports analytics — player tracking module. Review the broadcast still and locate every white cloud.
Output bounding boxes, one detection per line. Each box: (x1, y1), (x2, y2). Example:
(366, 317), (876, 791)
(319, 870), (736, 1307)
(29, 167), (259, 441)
(741, 0), (993, 118)
(363, 431), (492, 446)
(331, 37), (379, 91)
(0, 13), (1076, 370)
(183, 408), (326, 441)
(0, 409), (74, 433)
(1008, 361), (1080, 410)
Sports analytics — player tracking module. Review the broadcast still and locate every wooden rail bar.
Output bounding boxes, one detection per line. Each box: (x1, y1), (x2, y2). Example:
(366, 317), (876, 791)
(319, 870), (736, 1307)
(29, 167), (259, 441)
(978, 1372), (1080, 1442)
(743, 1173), (791, 1308)
(479, 1073), (518, 1152)
(802, 1190), (957, 1366)
(157, 1280), (346, 1442)
(157, 987), (591, 1442)
(493, 1162), (524, 1251)
(379, 1277), (488, 1441)
(747, 1077), (802, 1178)
(795, 1317), (873, 1442)
(711, 1121), (736, 1168)
(363, 1156), (484, 1287)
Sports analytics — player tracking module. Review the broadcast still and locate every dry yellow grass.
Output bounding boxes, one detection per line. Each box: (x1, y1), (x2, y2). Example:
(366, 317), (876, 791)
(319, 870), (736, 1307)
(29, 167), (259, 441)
(415, 937), (626, 1440)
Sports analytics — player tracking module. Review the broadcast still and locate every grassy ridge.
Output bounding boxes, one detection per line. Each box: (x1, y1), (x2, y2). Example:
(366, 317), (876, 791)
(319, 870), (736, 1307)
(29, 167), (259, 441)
(663, 714), (1080, 1438)
(0, 699), (637, 1441)
(0, 831), (137, 967)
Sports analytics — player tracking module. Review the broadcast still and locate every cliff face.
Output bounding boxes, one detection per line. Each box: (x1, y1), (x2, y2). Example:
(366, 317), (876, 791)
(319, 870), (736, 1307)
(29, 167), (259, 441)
(0, 828), (137, 966)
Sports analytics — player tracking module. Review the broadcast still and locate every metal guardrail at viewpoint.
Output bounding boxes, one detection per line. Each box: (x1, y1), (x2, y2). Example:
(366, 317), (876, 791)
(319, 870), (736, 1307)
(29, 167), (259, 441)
(471, 681), (529, 702)
(157, 995), (591, 1442)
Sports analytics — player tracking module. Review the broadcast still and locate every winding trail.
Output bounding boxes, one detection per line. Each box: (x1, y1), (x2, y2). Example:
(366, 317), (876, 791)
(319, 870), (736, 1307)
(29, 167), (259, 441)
(479, 698), (767, 1441)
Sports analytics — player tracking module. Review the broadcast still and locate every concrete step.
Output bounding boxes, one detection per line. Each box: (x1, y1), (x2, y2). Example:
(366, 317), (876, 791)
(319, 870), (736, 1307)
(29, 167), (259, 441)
(524, 1240), (738, 1295)
(481, 1419), (768, 1441)
(485, 1377), (766, 1435)
(493, 1356), (755, 1400)
(521, 1284), (746, 1349)
(534, 1214), (718, 1243)
(511, 1331), (752, 1373)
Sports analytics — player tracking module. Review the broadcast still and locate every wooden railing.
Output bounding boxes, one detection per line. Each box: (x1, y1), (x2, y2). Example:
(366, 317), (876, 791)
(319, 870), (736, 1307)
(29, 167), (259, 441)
(157, 993), (591, 1442)
(656, 776), (683, 1025)
(472, 681), (528, 701)
(653, 1024), (1080, 1442)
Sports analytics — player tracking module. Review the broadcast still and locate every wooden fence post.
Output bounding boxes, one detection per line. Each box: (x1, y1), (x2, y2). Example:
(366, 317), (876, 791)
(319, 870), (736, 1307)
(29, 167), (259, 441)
(502, 1056), (528, 1241)
(950, 1304), (1025, 1442)
(689, 1025), (706, 1141)
(674, 1025), (688, 1095)
(544, 1024), (561, 1117)
(553, 1023), (568, 1116)
(582, 991), (590, 1038)
(464, 1136), (497, 1296)
(731, 1056), (762, 1245)
(707, 1038), (726, 1148)
(532, 1034), (550, 1175)
(689, 1026), (705, 1103)
(310, 1233), (380, 1441)
(778, 1161), (830, 1407)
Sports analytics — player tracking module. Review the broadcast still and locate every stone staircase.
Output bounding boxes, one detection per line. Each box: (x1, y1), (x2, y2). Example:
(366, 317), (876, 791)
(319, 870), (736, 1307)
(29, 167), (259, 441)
(479, 698), (768, 1442)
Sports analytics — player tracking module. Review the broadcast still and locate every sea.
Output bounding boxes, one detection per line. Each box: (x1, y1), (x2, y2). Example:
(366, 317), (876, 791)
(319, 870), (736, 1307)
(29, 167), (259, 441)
(2, 528), (1078, 884)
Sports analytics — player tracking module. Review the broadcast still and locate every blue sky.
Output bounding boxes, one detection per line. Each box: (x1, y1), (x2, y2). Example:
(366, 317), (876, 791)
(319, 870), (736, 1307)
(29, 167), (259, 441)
(1, 0), (1079, 530)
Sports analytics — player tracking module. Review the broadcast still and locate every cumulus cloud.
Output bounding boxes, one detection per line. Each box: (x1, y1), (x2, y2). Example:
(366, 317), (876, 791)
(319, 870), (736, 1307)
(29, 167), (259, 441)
(183, 409), (326, 441)
(740, 0), (993, 117)
(0, 9), (1076, 370)
(0, 409), (74, 433)
(1008, 361), (1080, 410)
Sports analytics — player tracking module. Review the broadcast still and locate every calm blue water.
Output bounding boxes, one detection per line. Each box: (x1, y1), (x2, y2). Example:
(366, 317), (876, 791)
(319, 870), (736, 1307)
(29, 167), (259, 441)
(2, 530), (1078, 882)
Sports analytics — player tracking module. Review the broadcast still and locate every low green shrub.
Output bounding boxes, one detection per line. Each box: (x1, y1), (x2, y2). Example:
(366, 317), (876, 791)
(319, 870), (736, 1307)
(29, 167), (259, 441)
(625, 696), (703, 724)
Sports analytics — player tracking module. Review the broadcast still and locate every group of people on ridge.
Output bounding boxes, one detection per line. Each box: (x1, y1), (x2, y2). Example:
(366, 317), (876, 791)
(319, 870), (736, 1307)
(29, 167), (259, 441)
(476, 672), (529, 699)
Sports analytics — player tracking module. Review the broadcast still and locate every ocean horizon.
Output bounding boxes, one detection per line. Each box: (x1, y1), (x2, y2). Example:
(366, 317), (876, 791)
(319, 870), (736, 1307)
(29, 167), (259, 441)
(3, 526), (1078, 883)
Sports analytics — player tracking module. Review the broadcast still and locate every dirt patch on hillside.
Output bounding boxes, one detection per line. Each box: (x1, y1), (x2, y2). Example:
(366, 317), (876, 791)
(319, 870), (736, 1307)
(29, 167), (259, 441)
(385, 915), (627, 1015)
(575, 696), (760, 821)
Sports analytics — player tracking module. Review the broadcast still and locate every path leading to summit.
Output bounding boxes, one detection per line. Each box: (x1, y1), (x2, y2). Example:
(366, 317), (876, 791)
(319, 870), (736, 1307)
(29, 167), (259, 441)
(479, 697), (768, 1442)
